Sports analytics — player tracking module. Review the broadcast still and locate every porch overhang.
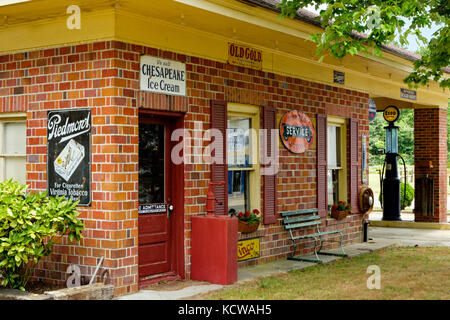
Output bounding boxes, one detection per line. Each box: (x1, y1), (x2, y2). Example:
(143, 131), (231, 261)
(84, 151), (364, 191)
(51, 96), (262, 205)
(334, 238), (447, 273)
(0, 0), (448, 107)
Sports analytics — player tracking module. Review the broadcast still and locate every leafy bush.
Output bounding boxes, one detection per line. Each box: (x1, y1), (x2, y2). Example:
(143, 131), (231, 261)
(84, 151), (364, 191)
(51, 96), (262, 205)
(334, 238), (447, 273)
(379, 182), (415, 210)
(0, 179), (84, 290)
(400, 182), (415, 209)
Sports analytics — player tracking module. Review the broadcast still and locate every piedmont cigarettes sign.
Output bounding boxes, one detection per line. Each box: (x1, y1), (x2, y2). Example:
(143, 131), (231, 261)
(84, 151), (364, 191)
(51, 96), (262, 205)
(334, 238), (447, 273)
(47, 108), (91, 206)
(140, 56), (186, 96)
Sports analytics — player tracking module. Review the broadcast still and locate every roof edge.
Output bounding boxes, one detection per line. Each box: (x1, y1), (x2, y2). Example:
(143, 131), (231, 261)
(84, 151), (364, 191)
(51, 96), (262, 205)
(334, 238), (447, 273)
(240, 0), (450, 74)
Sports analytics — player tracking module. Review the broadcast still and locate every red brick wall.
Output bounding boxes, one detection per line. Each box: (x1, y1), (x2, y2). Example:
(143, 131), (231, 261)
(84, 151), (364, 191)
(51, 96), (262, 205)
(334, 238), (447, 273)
(0, 42), (140, 296)
(414, 108), (448, 222)
(0, 40), (369, 295)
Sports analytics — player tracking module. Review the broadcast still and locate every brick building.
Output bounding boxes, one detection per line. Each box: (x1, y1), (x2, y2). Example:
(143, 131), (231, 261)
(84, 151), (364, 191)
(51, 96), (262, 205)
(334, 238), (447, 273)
(0, 0), (448, 296)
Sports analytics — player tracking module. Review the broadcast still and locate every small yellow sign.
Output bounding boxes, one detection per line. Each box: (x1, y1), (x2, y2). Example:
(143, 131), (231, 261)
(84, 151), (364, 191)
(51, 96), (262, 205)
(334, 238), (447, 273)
(228, 43), (262, 70)
(237, 238), (260, 261)
(383, 106), (400, 123)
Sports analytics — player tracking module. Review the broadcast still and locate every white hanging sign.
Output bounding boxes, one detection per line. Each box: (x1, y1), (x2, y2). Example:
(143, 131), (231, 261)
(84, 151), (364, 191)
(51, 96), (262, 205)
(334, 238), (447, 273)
(140, 56), (186, 96)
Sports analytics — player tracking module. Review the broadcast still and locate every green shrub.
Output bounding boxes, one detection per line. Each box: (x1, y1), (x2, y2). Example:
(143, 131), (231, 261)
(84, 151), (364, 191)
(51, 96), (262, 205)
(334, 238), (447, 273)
(379, 181), (415, 210)
(0, 179), (84, 290)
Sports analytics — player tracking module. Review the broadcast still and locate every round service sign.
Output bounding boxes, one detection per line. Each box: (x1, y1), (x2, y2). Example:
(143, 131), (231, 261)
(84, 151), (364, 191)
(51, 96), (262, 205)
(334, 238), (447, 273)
(383, 105), (400, 123)
(279, 110), (315, 154)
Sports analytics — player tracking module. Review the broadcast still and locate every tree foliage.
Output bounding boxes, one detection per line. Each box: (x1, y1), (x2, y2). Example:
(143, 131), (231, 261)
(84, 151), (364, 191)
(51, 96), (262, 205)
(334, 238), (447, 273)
(448, 105), (450, 166)
(0, 180), (84, 290)
(278, 0), (450, 89)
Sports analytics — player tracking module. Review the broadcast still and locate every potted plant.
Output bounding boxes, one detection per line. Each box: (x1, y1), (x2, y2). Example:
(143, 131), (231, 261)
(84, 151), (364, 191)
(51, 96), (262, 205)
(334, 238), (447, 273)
(229, 208), (261, 233)
(331, 200), (352, 220)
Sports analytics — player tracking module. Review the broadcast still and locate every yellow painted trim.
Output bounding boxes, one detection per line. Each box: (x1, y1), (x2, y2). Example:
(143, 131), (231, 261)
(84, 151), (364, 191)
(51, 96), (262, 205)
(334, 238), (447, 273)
(0, 8), (115, 53)
(227, 103), (261, 213)
(0, 112), (27, 120)
(173, 0), (312, 41)
(228, 103), (260, 115)
(0, 5), (448, 108)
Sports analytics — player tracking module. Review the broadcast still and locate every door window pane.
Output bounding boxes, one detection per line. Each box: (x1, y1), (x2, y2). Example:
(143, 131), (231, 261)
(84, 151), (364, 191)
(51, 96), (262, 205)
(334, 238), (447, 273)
(139, 123), (165, 204)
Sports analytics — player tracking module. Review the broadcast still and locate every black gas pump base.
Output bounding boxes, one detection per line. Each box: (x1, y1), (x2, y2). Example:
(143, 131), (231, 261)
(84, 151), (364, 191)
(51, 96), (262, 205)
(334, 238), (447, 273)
(382, 207), (402, 221)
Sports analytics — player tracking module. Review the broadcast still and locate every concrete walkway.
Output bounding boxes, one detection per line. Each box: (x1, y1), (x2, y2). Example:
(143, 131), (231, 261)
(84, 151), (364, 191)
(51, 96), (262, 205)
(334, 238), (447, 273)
(117, 226), (450, 300)
(117, 237), (397, 300)
(368, 226), (450, 247)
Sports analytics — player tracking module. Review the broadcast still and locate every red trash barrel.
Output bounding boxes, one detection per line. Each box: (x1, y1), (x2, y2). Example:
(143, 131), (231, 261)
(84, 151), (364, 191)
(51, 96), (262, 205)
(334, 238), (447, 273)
(191, 214), (238, 285)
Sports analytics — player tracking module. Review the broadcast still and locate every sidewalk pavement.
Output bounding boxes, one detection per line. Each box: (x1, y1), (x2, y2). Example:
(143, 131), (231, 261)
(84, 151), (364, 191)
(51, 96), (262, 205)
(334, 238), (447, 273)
(117, 236), (397, 300)
(117, 226), (450, 300)
(369, 211), (450, 229)
(368, 226), (450, 247)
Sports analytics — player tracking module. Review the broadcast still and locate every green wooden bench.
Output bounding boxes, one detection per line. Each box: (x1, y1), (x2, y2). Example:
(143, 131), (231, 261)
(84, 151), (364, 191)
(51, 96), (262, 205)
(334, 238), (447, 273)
(281, 208), (347, 264)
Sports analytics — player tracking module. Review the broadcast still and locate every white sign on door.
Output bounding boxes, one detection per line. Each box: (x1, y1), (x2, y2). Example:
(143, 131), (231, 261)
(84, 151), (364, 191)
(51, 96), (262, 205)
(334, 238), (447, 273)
(140, 56), (186, 96)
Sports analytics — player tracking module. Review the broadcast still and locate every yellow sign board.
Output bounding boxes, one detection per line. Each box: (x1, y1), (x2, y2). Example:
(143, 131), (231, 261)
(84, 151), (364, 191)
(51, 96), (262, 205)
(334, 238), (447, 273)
(228, 43), (262, 70)
(383, 105), (400, 123)
(237, 238), (260, 261)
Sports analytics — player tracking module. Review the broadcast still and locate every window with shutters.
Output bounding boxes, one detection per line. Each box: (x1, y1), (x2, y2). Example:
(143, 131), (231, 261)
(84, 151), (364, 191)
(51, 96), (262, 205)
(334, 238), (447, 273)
(327, 116), (347, 207)
(0, 114), (27, 184)
(227, 104), (261, 215)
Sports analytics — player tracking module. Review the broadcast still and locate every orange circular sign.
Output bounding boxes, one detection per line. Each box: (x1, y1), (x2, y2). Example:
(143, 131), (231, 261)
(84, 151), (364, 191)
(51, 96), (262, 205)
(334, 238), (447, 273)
(279, 110), (315, 154)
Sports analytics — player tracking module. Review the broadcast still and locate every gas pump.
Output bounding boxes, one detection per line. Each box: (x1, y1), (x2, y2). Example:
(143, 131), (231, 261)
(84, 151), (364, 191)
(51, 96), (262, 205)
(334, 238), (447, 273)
(379, 106), (407, 221)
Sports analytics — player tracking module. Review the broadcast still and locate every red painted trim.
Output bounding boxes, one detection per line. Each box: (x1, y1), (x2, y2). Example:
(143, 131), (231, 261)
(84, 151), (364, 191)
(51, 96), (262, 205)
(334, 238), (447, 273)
(139, 108), (185, 119)
(138, 110), (185, 285)
(263, 106), (278, 225)
(138, 272), (181, 290)
(317, 113), (328, 217)
(210, 100), (228, 215)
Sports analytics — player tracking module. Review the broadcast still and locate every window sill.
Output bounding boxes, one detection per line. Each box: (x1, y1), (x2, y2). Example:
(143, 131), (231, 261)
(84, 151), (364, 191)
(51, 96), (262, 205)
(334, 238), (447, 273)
(325, 214), (360, 226)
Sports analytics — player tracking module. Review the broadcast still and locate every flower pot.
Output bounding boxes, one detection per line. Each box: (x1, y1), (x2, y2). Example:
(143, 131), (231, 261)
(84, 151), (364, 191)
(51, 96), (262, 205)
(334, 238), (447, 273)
(331, 209), (348, 220)
(238, 220), (260, 233)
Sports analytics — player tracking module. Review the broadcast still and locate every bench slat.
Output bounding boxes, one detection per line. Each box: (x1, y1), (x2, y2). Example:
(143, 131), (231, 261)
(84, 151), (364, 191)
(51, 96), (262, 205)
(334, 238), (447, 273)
(292, 230), (341, 240)
(283, 220), (321, 229)
(281, 208), (319, 217)
(283, 215), (320, 225)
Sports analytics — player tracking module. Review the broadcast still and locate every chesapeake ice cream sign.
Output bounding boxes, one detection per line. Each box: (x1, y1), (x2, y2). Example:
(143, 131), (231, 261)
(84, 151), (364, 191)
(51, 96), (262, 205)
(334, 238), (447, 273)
(140, 56), (186, 96)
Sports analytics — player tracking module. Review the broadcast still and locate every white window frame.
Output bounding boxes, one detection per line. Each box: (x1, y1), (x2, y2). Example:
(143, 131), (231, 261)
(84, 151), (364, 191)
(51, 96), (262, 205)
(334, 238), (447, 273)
(327, 116), (347, 206)
(0, 113), (27, 183)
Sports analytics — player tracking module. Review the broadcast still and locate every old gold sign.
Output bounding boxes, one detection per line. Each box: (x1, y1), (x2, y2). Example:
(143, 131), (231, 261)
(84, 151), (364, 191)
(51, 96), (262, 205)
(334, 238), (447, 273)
(228, 43), (262, 70)
(383, 106), (400, 123)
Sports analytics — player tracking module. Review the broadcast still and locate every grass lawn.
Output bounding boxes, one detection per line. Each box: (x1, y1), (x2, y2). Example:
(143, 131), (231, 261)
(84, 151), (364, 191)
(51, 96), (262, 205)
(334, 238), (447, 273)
(200, 247), (450, 300)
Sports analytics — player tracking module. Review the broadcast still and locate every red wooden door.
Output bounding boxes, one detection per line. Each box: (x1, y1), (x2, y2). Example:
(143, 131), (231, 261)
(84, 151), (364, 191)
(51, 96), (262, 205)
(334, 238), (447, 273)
(138, 119), (173, 279)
